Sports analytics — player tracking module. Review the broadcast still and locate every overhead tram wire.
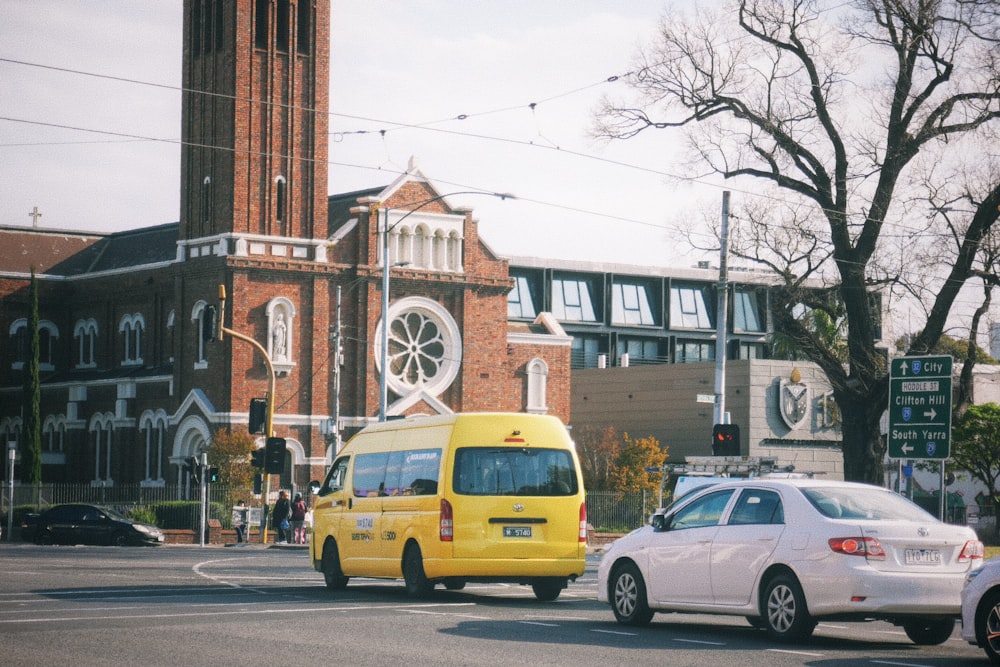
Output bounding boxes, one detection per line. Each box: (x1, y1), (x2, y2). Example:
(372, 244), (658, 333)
(0, 58), (988, 251)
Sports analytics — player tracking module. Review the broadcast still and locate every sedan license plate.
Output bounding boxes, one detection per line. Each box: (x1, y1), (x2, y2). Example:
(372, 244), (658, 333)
(503, 526), (532, 538)
(904, 548), (941, 565)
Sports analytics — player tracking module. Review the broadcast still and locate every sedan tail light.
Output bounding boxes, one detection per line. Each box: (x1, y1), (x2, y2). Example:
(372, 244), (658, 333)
(828, 536), (886, 560)
(959, 540), (985, 563)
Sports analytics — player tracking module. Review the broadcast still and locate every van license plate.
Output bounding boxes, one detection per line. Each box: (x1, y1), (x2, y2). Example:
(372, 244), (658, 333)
(503, 526), (532, 538)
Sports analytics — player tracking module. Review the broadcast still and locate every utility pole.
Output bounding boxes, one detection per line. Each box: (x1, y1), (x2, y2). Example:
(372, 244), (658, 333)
(713, 192), (731, 427)
(330, 285), (343, 455)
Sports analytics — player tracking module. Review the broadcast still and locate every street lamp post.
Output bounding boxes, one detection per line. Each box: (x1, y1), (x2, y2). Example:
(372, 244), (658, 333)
(376, 191), (514, 421)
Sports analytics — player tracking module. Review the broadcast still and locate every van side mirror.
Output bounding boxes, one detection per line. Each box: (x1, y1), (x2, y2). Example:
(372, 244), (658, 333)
(651, 513), (668, 532)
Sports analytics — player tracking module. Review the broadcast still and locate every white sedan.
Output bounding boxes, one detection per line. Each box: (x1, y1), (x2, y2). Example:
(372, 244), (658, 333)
(597, 478), (983, 644)
(962, 555), (1000, 663)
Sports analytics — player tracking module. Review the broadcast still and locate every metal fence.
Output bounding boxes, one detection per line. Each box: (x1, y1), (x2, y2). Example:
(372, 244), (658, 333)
(585, 490), (655, 533)
(5, 484), (655, 535)
(2, 483), (244, 531)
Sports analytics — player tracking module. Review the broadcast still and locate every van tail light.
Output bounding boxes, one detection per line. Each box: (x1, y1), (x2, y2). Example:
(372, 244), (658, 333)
(440, 498), (453, 542)
(828, 536), (885, 560)
(959, 540), (984, 563)
(579, 503), (588, 542)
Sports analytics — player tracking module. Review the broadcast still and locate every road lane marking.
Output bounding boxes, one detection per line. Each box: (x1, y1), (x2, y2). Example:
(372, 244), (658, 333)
(0, 601), (480, 625)
(767, 648), (825, 657)
(673, 638), (725, 646)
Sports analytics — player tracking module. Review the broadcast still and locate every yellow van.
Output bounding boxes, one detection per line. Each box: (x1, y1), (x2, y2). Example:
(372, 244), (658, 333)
(309, 412), (587, 600)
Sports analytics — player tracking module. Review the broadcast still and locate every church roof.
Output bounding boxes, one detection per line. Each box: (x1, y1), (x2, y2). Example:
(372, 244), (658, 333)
(327, 186), (384, 236)
(0, 223), (178, 277)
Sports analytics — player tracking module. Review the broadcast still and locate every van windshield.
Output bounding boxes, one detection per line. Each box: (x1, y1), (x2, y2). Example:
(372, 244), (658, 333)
(453, 447), (578, 496)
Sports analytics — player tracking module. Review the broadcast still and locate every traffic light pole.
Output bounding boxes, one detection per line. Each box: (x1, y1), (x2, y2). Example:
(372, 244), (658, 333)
(217, 285), (277, 544)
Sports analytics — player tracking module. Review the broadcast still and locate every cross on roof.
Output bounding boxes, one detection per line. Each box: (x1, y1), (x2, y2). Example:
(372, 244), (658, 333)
(28, 206), (42, 227)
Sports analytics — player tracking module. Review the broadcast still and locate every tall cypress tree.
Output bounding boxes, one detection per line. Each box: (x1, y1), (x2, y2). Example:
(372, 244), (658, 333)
(20, 268), (42, 488)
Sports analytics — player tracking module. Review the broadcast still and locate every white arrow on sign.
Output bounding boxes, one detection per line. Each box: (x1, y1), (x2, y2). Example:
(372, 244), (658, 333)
(923, 408), (937, 420)
(901, 443), (914, 454)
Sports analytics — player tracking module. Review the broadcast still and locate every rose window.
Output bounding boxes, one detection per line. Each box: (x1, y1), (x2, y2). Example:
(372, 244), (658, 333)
(377, 296), (462, 397)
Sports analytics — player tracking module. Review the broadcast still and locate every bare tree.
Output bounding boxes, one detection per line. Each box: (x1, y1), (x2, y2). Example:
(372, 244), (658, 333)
(596, 0), (1000, 483)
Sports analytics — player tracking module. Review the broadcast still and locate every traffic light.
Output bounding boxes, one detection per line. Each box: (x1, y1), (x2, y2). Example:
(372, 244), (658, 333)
(712, 423), (740, 456)
(207, 467), (219, 483)
(253, 473), (263, 495)
(202, 305), (217, 343)
(251, 449), (265, 469)
(187, 455), (202, 484)
(264, 437), (286, 475)
(248, 398), (267, 434)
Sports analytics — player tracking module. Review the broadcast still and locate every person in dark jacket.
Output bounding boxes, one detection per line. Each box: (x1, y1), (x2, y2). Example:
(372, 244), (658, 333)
(290, 493), (307, 544)
(271, 490), (291, 544)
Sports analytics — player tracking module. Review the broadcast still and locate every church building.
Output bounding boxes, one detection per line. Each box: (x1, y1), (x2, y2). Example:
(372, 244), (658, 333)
(0, 0), (571, 494)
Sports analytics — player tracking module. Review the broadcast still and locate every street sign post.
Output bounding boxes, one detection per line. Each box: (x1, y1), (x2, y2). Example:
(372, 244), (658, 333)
(887, 355), (952, 460)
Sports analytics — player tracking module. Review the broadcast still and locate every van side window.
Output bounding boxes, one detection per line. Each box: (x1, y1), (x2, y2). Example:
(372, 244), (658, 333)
(353, 452), (389, 497)
(320, 456), (349, 496)
(384, 449), (441, 496)
(453, 448), (578, 496)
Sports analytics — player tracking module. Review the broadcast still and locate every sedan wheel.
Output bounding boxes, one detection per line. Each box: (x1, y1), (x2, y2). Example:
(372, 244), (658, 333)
(901, 618), (955, 646)
(762, 573), (815, 642)
(610, 562), (654, 626)
(977, 590), (1000, 664)
(111, 532), (129, 547)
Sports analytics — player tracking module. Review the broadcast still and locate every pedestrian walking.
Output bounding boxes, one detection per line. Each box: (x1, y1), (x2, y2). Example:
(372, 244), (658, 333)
(232, 499), (248, 543)
(290, 493), (307, 544)
(272, 490), (291, 544)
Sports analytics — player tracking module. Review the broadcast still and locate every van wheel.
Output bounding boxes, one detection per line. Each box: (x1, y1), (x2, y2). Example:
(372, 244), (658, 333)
(532, 578), (565, 601)
(443, 578), (466, 591)
(322, 540), (348, 590)
(403, 544), (433, 598)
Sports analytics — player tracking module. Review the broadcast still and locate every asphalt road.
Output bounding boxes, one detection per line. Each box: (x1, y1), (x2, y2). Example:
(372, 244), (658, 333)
(0, 543), (990, 667)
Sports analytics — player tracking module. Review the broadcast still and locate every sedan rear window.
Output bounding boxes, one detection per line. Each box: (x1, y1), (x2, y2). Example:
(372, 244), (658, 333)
(803, 486), (935, 521)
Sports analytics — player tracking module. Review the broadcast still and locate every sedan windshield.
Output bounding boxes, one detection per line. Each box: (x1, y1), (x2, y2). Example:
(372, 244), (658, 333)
(802, 486), (935, 521)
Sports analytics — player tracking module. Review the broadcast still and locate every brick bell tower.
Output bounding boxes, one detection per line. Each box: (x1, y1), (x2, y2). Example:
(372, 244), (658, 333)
(179, 0), (330, 242)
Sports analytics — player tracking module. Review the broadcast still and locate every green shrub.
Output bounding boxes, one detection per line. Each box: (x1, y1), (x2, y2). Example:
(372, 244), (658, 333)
(126, 506), (158, 526)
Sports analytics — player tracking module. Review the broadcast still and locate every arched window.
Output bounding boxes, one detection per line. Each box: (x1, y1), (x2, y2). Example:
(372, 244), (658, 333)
(275, 175), (287, 226)
(89, 414), (114, 485)
(119, 314), (145, 366)
(202, 176), (212, 227)
(526, 358), (549, 414)
(9, 318), (58, 370)
(43, 415), (65, 454)
(140, 411), (167, 485)
(191, 301), (210, 369)
(74, 318), (98, 368)
(432, 229), (447, 270)
(413, 224), (431, 268)
(446, 230), (463, 272)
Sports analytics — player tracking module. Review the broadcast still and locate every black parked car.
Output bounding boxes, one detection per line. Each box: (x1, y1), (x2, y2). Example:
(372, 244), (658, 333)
(20, 504), (164, 546)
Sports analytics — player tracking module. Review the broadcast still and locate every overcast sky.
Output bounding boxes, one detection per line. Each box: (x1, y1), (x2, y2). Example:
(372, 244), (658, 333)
(0, 0), (733, 267)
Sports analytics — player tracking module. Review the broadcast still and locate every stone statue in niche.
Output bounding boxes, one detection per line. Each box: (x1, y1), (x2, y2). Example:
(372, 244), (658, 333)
(272, 313), (287, 361)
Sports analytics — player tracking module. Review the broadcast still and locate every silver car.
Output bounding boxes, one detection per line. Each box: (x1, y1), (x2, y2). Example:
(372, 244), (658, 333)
(597, 478), (983, 644)
(962, 555), (1000, 663)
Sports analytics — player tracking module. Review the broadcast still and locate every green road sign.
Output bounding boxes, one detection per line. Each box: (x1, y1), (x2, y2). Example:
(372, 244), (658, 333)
(887, 355), (952, 460)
